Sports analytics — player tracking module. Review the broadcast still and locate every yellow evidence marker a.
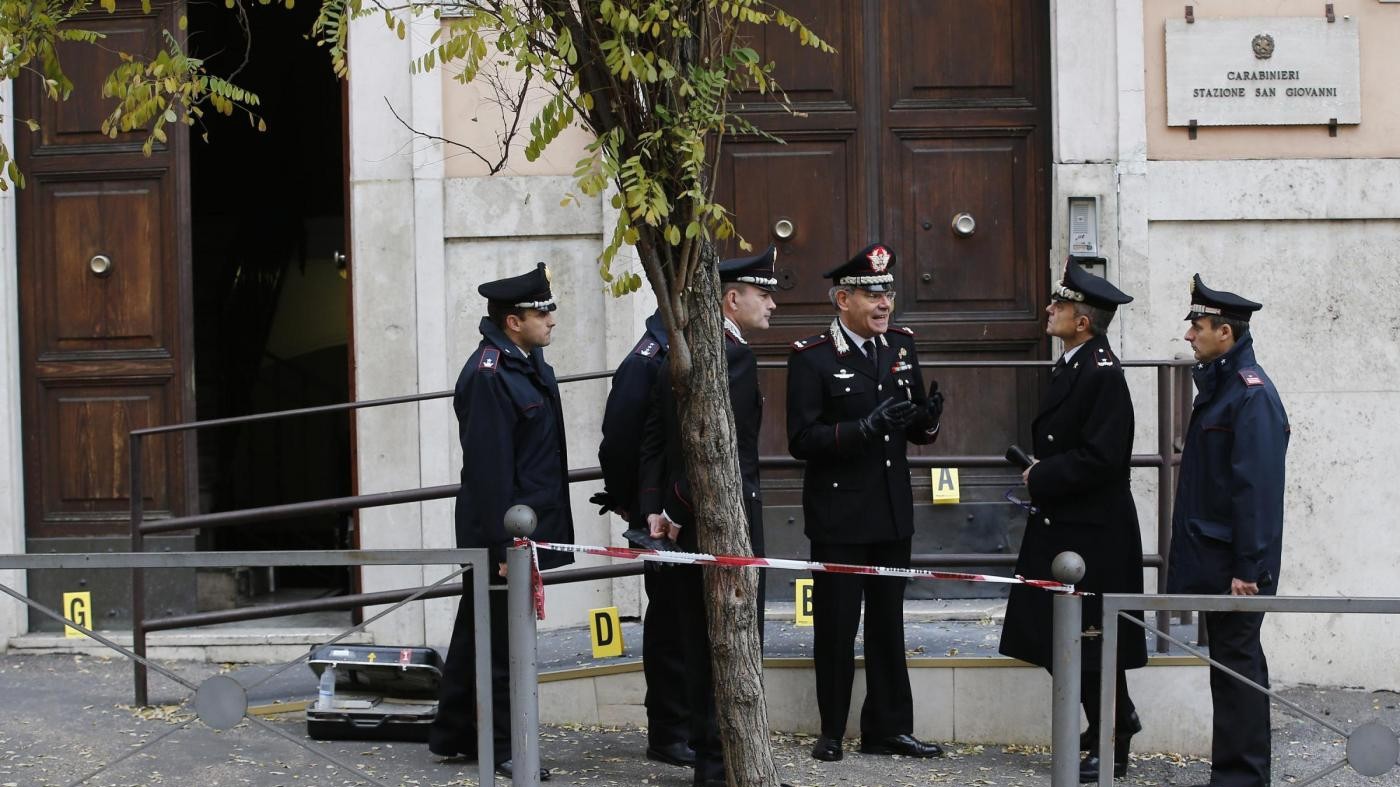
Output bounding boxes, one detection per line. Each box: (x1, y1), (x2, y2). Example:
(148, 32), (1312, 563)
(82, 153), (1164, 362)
(931, 467), (961, 504)
(589, 606), (623, 658)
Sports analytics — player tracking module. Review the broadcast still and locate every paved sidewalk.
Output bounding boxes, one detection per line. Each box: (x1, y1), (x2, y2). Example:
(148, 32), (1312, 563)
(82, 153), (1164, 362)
(2, 653), (1397, 786)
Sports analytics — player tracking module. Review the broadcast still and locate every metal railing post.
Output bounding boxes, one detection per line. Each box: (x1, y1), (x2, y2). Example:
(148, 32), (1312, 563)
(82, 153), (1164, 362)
(129, 432), (148, 707)
(1097, 608), (1120, 787)
(1155, 365), (1174, 652)
(1050, 552), (1086, 787)
(505, 505), (541, 786)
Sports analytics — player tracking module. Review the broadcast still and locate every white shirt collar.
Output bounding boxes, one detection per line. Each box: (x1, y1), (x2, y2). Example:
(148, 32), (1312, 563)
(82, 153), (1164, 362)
(723, 317), (744, 343)
(836, 318), (872, 351)
(1061, 342), (1086, 364)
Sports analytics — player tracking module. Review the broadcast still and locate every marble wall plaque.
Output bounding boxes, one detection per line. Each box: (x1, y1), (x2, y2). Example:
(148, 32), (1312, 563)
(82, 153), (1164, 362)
(1166, 17), (1360, 127)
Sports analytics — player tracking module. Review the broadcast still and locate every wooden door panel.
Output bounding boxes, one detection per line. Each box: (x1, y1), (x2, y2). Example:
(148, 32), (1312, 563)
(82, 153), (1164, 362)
(737, 0), (856, 107)
(41, 177), (166, 350)
(38, 15), (161, 152)
(912, 346), (1040, 458)
(886, 0), (1039, 106)
(16, 0), (192, 541)
(43, 384), (169, 519)
(893, 132), (1039, 317)
(715, 136), (860, 319)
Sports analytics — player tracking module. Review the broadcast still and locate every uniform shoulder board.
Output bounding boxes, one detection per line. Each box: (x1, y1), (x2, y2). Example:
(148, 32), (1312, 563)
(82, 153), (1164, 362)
(1094, 347), (1118, 367)
(1239, 368), (1265, 387)
(791, 334), (831, 352)
(890, 325), (916, 336)
(477, 347), (501, 372)
(632, 338), (661, 358)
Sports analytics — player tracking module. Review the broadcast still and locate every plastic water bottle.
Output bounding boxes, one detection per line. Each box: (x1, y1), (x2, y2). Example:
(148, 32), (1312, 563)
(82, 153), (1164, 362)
(316, 665), (337, 710)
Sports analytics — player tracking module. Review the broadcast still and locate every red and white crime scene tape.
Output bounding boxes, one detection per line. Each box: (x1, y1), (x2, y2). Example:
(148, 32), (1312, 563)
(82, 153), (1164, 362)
(514, 538), (1077, 619)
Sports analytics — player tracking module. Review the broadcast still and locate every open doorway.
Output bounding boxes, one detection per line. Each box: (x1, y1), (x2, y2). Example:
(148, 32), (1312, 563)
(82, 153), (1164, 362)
(186, 0), (352, 618)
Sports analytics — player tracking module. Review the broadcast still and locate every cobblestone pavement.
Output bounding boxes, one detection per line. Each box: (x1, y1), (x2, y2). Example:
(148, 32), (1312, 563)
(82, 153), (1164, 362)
(2, 653), (1397, 786)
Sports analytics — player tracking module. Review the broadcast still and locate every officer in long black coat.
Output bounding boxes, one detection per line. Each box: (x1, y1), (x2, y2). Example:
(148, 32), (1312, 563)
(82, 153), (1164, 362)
(637, 248), (775, 787)
(595, 310), (695, 768)
(429, 263), (573, 782)
(998, 259), (1147, 781)
(1169, 275), (1288, 787)
(786, 243), (945, 763)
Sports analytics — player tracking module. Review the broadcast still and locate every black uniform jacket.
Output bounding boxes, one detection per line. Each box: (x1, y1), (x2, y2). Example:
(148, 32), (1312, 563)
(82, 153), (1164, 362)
(785, 321), (939, 544)
(453, 317), (575, 570)
(1168, 332), (1288, 595)
(637, 324), (764, 553)
(598, 312), (669, 522)
(999, 333), (1147, 670)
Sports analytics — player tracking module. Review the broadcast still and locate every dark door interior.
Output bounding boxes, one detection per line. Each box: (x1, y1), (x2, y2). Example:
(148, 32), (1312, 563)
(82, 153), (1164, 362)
(186, 0), (352, 612)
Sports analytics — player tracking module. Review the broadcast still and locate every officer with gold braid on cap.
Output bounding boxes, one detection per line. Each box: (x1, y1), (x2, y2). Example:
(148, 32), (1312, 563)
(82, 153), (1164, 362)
(430, 262), (572, 781)
(786, 242), (946, 764)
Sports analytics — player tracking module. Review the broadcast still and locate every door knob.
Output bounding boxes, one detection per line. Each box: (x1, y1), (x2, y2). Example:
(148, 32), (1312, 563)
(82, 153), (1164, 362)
(89, 254), (112, 277)
(951, 212), (976, 237)
(773, 218), (795, 240)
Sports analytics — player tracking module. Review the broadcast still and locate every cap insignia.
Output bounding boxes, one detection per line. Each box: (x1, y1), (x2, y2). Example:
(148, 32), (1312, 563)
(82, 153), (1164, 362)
(867, 246), (891, 272)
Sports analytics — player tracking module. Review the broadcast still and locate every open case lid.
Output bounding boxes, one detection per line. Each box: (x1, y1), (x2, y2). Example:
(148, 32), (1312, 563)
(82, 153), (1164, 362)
(308, 644), (442, 698)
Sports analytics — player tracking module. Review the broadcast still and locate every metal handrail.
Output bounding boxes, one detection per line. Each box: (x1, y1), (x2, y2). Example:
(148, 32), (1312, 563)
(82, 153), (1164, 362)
(127, 356), (1194, 703)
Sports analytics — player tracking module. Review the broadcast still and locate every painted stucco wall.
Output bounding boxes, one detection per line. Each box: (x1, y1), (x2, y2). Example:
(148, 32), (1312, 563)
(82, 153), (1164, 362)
(1144, 0), (1400, 159)
(347, 13), (640, 648)
(1048, 1), (1400, 690)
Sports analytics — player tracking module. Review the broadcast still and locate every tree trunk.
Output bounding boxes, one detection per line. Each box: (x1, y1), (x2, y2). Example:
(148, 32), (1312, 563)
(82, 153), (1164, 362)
(666, 245), (778, 786)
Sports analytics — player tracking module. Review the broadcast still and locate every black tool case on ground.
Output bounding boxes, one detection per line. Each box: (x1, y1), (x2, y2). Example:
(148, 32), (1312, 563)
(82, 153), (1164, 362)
(306, 644), (442, 742)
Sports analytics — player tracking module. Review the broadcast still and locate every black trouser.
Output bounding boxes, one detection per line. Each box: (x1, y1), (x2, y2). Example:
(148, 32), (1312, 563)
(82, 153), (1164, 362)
(1204, 610), (1271, 787)
(643, 563), (690, 748)
(1079, 666), (1138, 737)
(810, 537), (913, 741)
(429, 575), (511, 762)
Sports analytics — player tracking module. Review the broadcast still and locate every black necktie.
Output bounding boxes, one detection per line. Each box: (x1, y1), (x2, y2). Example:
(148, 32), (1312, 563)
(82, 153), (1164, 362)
(862, 340), (877, 366)
(1052, 357), (1066, 378)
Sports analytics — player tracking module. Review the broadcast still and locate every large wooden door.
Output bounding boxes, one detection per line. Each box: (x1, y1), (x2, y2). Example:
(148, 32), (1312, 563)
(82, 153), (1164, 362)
(15, 1), (194, 550)
(719, 0), (1051, 584)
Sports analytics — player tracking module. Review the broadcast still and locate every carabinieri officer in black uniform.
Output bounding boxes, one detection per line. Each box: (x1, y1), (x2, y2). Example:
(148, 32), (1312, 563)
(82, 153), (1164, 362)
(637, 247), (777, 787)
(1170, 275), (1288, 787)
(997, 258), (1147, 782)
(429, 262), (573, 782)
(595, 310), (695, 768)
(786, 243), (945, 763)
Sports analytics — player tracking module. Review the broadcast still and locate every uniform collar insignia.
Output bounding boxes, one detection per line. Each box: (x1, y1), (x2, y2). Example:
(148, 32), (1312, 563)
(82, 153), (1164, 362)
(828, 318), (851, 355)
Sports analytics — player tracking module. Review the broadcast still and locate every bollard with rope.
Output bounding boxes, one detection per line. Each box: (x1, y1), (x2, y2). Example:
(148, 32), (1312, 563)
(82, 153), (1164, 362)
(1050, 551), (1087, 787)
(506, 504), (543, 786)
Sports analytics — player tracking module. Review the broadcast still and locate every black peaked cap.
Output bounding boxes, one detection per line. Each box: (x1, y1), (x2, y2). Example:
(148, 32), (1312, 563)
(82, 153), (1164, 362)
(718, 245), (778, 292)
(1052, 256), (1133, 311)
(823, 242), (896, 292)
(478, 262), (556, 311)
(1185, 273), (1261, 322)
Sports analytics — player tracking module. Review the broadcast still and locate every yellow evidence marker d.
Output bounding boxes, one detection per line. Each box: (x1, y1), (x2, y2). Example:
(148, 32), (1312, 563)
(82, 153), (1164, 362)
(589, 606), (623, 658)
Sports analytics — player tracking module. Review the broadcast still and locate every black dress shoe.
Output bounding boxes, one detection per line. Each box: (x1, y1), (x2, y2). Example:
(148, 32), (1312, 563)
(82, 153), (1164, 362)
(495, 759), (550, 781)
(858, 733), (944, 758)
(1078, 713), (1140, 782)
(810, 735), (844, 761)
(647, 740), (697, 766)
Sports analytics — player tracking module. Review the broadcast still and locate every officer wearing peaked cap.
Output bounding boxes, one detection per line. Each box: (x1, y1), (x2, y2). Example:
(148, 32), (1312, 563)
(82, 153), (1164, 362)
(1171, 274), (1288, 787)
(999, 257), (1147, 781)
(638, 245), (777, 787)
(596, 307), (694, 768)
(430, 262), (572, 781)
(786, 242), (946, 763)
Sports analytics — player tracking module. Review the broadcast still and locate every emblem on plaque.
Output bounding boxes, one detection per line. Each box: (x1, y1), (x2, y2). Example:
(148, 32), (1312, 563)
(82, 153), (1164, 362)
(1252, 33), (1275, 60)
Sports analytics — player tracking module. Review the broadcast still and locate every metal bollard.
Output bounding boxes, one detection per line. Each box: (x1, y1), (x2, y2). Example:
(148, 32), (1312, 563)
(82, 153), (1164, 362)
(1050, 551), (1086, 787)
(504, 505), (541, 786)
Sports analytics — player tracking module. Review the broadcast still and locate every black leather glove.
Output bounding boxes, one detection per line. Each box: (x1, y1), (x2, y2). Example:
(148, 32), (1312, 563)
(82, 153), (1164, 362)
(857, 397), (919, 440)
(927, 379), (944, 425)
(589, 490), (618, 516)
